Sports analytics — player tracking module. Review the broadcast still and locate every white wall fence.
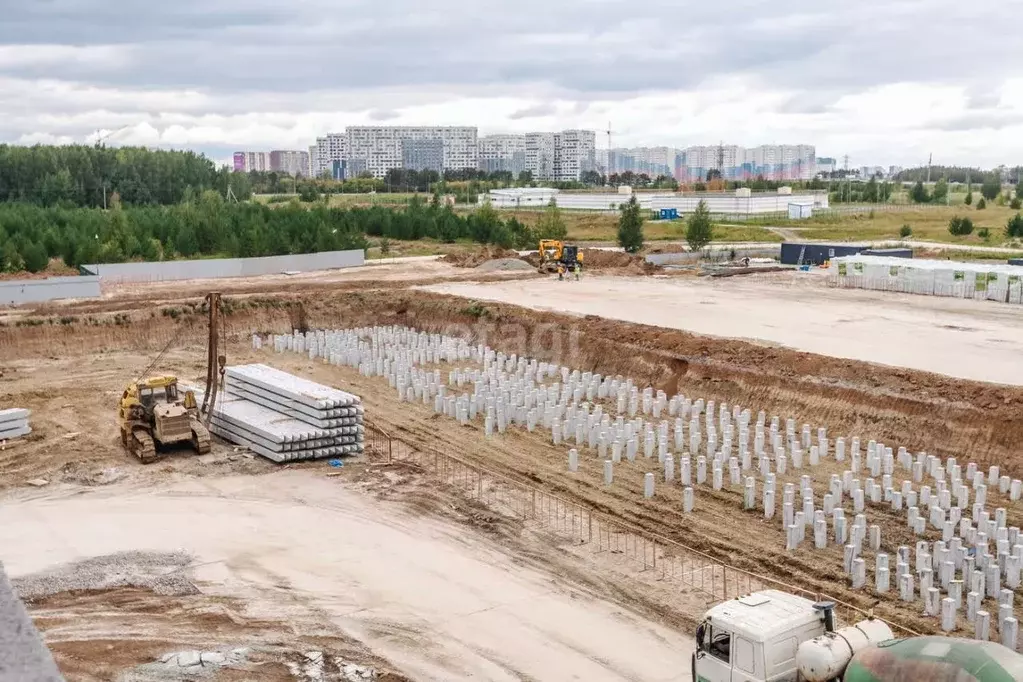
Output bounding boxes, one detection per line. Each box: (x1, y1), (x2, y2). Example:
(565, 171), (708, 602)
(482, 189), (829, 215)
(0, 275), (102, 306)
(1, 249), (366, 307)
(829, 256), (1023, 304)
(81, 249), (365, 284)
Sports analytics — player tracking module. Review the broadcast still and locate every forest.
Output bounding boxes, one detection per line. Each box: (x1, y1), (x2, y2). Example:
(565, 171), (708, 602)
(0, 192), (542, 272)
(0, 145), (557, 272)
(0, 144), (250, 207)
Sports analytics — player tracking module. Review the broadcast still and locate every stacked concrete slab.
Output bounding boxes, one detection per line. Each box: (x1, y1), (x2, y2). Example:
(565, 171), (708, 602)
(194, 364), (363, 463)
(0, 408), (31, 441)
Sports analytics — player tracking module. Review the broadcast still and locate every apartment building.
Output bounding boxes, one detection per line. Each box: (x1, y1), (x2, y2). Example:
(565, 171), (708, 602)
(677, 144), (816, 182)
(232, 151), (271, 173)
(524, 132), (557, 181)
(478, 134), (527, 175)
(345, 126), (478, 178)
(608, 146), (679, 178)
(554, 129), (596, 182)
(269, 150), (310, 177)
(310, 133), (347, 178)
(817, 157), (837, 174)
(522, 130), (595, 181)
(401, 138), (444, 173)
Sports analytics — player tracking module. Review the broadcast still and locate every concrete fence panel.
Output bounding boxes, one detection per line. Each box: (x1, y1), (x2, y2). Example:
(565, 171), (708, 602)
(0, 276), (102, 306)
(82, 249), (365, 284)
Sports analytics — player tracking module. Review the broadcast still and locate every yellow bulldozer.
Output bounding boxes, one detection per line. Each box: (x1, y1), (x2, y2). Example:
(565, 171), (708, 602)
(537, 239), (584, 274)
(117, 292), (225, 464)
(118, 376), (210, 463)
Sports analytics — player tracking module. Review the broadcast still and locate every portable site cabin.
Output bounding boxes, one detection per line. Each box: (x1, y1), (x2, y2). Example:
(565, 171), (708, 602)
(830, 255), (1023, 303)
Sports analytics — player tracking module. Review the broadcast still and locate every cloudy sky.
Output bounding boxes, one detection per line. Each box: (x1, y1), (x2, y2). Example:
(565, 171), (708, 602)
(2, 0), (1022, 168)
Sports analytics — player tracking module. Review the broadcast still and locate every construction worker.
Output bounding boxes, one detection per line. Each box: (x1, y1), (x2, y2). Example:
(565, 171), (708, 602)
(557, 263), (564, 281)
(574, 262), (581, 281)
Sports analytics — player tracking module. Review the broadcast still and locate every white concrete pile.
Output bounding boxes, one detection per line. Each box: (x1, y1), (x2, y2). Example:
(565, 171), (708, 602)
(259, 326), (1023, 642)
(0, 408), (31, 441)
(829, 255), (1023, 303)
(195, 363), (363, 463)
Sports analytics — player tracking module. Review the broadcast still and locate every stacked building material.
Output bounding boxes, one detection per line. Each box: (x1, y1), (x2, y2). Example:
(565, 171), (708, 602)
(0, 408), (31, 441)
(192, 364), (363, 463)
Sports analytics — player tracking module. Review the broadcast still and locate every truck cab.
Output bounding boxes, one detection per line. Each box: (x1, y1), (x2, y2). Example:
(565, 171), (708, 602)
(694, 591), (827, 682)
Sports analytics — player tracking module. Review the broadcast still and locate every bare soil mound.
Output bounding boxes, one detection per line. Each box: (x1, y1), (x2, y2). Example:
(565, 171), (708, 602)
(521, 248), (657, 274)
(442, 246), (521, 268)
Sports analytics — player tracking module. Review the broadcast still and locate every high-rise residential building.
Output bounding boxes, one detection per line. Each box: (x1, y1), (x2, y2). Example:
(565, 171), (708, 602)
(554, 129), (596, 182)
(524, 132), (557, 181)
(817, 157), (837, 174)
(310, 133), (348, 178)
(269, 150), (311, 177)
(478, 134), (527, 175)
(345, 126), (478, 178)
(401, 138), (445, 173)
(607, 147), (679, 178)
(676, 144), (816, 182)
(232, 151), (272, 173)
(523, 130), (595, 181)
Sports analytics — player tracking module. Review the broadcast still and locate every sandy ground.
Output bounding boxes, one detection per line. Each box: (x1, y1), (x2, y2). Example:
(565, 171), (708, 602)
(0, 471), (692, 682)
(422, 272), (1023, 385)
(3, 258), (1022, 677)
(98, 258), (528, 300)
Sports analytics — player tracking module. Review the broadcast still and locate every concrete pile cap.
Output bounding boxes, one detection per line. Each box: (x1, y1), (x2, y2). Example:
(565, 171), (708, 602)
(226, 364), (361, 408)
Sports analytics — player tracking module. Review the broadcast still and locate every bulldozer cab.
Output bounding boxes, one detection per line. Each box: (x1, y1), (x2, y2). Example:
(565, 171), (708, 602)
(130, 377), (180, 412)
(539, 239), (563, 262)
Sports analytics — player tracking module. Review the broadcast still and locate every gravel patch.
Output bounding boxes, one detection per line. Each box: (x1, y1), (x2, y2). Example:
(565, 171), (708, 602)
(475, 258), (534, 272)
(12, 551), (198, 600)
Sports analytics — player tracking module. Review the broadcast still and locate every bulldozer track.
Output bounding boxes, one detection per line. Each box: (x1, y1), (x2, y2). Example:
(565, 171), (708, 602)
(131, 429), (157, 464)
(191, 420), (211, 455)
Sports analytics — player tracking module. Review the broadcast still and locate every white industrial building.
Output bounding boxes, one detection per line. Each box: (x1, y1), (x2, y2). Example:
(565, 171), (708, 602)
(480, 186), (829, 215)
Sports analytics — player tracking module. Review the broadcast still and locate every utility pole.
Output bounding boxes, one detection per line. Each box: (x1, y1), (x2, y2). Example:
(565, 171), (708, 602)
(926, 153), (932, 184)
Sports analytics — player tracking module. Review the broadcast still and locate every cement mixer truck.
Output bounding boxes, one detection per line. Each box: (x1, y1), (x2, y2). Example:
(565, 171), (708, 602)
(692, 590), (1023, 682)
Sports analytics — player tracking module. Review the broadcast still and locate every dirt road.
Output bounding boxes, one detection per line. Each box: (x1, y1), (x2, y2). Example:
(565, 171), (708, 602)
(0, 472), (693, 682)
(422, 273), (1023, 385)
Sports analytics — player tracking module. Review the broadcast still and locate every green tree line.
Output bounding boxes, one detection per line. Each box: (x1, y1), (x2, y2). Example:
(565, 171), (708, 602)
(0, 193), (560, 273)
(0, 144), (251, 207)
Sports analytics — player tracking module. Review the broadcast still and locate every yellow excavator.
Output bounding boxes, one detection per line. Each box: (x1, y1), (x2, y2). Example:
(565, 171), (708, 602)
(537, 239), (584, 274)
(117, 292), (226, 463)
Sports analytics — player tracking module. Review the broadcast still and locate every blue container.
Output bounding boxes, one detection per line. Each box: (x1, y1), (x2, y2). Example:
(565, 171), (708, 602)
(659, 208), (679, 220)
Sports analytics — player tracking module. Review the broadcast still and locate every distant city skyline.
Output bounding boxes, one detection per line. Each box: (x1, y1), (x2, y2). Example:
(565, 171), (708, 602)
(235, 127), (825, 181)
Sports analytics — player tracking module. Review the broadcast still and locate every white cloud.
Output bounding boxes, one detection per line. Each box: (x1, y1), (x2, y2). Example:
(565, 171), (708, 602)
(1, 0), (1021, 167)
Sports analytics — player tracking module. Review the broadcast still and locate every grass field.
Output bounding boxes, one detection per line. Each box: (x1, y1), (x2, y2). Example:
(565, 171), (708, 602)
(780, 204), (1023, 245)
(251, 192), (1023, 249)
(503, 210), (783, 244)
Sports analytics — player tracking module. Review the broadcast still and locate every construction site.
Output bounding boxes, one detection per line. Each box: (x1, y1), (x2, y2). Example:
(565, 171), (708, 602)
(3, 250), (1023, 681)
